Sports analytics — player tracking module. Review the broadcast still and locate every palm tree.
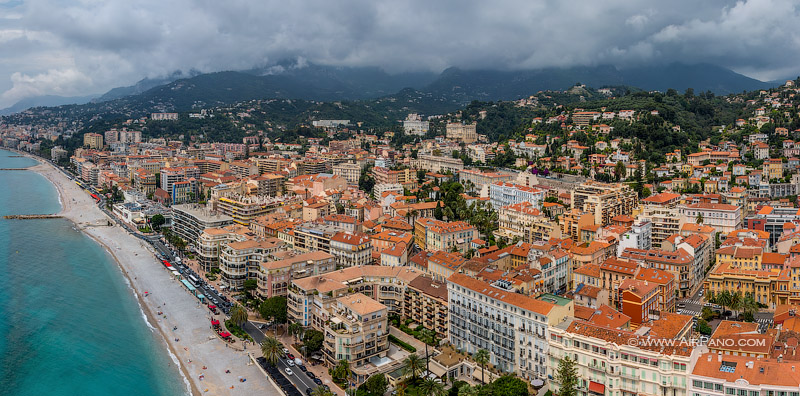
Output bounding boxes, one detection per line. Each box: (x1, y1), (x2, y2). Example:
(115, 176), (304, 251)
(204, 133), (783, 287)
(333, 359), (351, 390)
(230, 304), (248, 327)
(458, 384), (478, 396)
(729, 292), (742, 317)
(419, 328), (436, 373)
(403, 353), (424, 382)
(260, 336), (282, 367)
(310, 386), (334, 396)
(419, 378), (445, 396)
(740, 295), (759, 319)
(288, 322), (303, 343)
(474, 349), (490, 385)
(716, 290), (732, 314)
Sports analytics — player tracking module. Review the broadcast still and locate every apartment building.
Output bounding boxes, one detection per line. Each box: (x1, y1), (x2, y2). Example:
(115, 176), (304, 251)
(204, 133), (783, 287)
(330, 231), (373, 268)
(323, 293), (389, 383)
(288, 265), (423, 328)
(638, 192), (684, 249)
(548, 319), (693, 396)
(446, 122), (478, 143)
(249, 174), (285, 197)
(219, 238), (285, 290)
(403, 113), (429, 135)
(427, 250), (468, 282)
(496, 201), (543, 241)
(489, 182), (546, 210)
(404, 275), (449, 340)
(413, 154), (464, 173)
(448, 273), (573, 380)
(171, 204), (234, 244)
(83, 132), (103, 149)
(257, 251), (335, 299)
(620, 248), (696, 297)
(196, 225), (251, 271)
(214, 194), (289, 226)
(293, 223), (343, 253)
(618, 278), (662, 326)
(372, 167), (415, 188)
(332, 162), (362, 184)
(425, 221), (478, 253)
(458, 169), (515, 194)
(617, 221), (653, 256)
(572, 181), (637, 226)
(689, 354), (800, 396)
(134, 169), (157, 195)
(679, 203), (742, 236)
(633, 268), (677, 314)
(161, 166), (201, 196)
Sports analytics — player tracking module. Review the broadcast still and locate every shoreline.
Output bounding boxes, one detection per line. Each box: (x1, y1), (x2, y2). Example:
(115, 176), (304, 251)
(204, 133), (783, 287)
(14, 151), (277, 396)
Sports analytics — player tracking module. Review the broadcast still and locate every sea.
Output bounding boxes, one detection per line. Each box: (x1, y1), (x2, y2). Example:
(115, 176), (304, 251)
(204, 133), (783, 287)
(0, 149), (187, 396)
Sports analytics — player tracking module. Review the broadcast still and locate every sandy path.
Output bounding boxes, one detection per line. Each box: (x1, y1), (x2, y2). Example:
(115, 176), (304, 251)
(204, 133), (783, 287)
(25, 159), (280, 396)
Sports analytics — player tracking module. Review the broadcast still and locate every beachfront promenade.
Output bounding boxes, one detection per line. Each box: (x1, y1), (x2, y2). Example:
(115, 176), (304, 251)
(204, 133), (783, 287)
(26, 157), (281, 396)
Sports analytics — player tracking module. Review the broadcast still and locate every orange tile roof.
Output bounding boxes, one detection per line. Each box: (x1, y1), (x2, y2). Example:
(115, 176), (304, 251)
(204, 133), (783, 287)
(448, 273), (555, 315)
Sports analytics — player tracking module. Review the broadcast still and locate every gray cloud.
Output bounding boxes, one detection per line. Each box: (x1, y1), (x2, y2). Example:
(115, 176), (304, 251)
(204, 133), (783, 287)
(0, 0), (799, 107)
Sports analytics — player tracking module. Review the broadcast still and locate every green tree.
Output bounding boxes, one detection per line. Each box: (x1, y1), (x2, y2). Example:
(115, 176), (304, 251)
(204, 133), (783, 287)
(243, 279), (258, 298)
(302, 329), (325, 355)
(419, 328), (437, 373)
(288, 322), (304, 343)
(491, 375), (529, 396)
(363, 373), (388, 396)
(311, 387), (335, 396)
(473, 349), (490, 385)
(403, 353), (424, 382)
(697, 319), (713, 335)
(420, 378), (445, 396)
(332, 360), (352, 390)
(457, 384), (478, 396)
(260, 336), (282, 366)
(230, 304), (248, 327)
(259, 296), (288, 333)
(434, 202), (444, 220)
(150, 214), (166, 230)
(555, 356), (579, 396)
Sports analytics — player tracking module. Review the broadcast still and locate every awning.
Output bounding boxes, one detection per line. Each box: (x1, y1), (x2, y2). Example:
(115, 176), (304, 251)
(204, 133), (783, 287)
(589, 381), (605, 394)
(220, 332), (231, 338)
(208, 305), (217, 309)
(211, 319), (220, 325)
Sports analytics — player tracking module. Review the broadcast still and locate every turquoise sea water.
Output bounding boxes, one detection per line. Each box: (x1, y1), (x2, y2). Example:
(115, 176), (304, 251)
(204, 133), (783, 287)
(0, 150), (186, 396)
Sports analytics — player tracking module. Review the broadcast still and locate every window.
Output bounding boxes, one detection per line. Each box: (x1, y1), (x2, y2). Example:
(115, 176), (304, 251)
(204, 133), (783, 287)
(726, 389), (736, 396)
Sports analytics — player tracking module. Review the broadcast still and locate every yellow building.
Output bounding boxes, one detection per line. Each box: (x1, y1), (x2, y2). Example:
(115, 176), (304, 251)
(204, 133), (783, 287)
(83, 133), (103, 149)
(705, 245), (790, 307)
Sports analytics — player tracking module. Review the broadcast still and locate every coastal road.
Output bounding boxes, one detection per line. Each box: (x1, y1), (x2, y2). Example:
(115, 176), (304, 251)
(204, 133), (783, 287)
(243, 323), (324, 395)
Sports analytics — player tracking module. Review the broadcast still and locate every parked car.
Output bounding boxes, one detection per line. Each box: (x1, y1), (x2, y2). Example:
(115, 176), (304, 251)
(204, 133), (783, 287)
(286, 359), (295, 367)
(313, 378), (323, 385)
(306, 371), (316, 379)
(287, 353), (295, 360)
(282, 348), (289, 354)
(284, 368), (293, 376)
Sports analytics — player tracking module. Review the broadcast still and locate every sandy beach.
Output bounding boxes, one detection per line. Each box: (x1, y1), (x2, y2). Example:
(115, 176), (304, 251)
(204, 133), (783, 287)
(25, 158), (279, 396)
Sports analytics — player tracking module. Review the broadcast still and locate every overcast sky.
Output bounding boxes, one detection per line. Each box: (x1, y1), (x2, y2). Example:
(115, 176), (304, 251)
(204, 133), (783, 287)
(0, 0), (799, 108)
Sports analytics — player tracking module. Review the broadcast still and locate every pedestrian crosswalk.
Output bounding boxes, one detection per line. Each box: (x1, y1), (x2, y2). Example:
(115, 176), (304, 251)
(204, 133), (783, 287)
(681, 297), (705, 305)
(678, 308), (701, 317)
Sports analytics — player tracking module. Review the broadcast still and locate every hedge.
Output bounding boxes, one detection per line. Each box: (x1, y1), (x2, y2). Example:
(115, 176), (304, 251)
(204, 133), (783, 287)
(389, 334), (417, 353)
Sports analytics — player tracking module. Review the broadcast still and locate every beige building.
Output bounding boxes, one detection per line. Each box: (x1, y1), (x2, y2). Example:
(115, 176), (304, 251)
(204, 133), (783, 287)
(412, 154), (464, 173)
(446, 122), (478, 143)
(83, 133), (103, 149)
(571, 181), (637, 226)
(332, 162), (362, 184)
